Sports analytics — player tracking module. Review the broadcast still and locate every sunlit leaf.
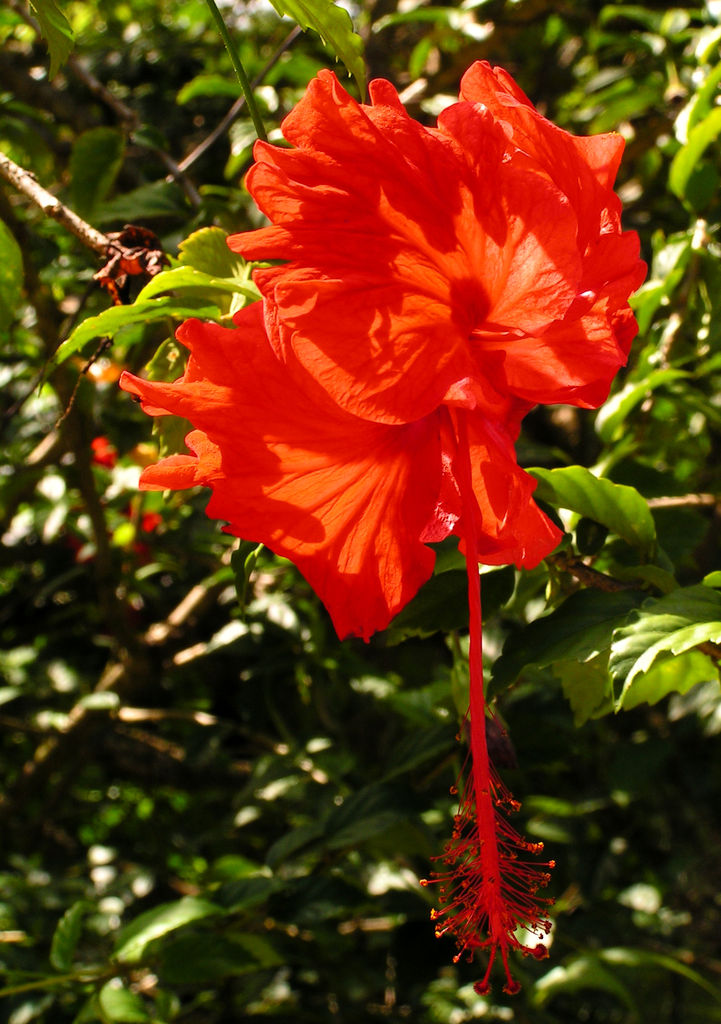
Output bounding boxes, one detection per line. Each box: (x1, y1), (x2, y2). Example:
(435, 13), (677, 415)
(113, 896), (224, 963)
(554, 655), (613, 726)
(610, 585), (721, 703)
(54, 297), (220, 365)
(530, 466), (656, 558)
(0, 219), (23, 330)
(98, 982), (150, 1023)
(492, 589), (643, 691)
(533, 953), (638, 1012)
(136, 265), (259, 304)
(267, 0), (366, 97)
(669, 106), (721, 201)
(28, 0), (74, 77)
(50, 901), (88, 971)
(178, 226), (250, 280)
(595, 369), (689, 442)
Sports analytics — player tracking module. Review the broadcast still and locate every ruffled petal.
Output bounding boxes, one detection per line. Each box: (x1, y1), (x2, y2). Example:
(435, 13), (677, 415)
(472, 231), (645, 408)
(424, 410), (561, 568)
(459, 61), (626, 252)
(229, 69), (642, 426)
(119, 304), (440, 640)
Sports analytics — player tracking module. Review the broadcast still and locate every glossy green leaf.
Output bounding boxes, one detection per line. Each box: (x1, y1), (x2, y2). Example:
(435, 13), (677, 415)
(178, 226), (249, 280)
(530, 466), (656, 558)
(177, 74), (243, 105)
(533, 954), (638, 1012)
(155, 932), (280, 984)
(232, 541), (264, 612)
(492, 589), (643, 691)
(69, 128), (125, 219)
(54, 297), (220, 365)
(618, 649), (715, 711)
(28, 0), (74, 77)
(98, 982), (150, 1023)
(598, 948), (721, 1002)
(555, 656), (613, 726)
(95, 180), (187, 224)
(595, 369), (689, 442)
(0, 219), (23, 330)
(669, 106), (721, 201)
(50, 900), (88, 971)
(267, 0), (366, 97)
(113, 896), (224, 963)
(610, 585), (721, 703)
(136, 265), (259, 303)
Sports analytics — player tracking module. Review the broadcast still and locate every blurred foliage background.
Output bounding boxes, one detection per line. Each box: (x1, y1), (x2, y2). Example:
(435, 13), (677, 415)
(2, 0), (721, 1021)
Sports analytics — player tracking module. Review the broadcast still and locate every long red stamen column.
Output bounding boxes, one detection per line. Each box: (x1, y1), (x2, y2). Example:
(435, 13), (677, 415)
(425, 410), (555, 995)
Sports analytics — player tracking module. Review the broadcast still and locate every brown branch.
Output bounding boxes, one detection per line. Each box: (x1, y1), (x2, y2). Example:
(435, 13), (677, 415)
(647, 494), (718, 509)
(0, 150), (109, 253)
(548, 551), (636, 593)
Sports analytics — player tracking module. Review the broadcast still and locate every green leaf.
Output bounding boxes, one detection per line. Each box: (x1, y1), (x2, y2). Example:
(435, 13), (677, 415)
(95, 181), (187, 224)
(156, 932), (281, 984)
(669, 106), (721, 201)
(595, 369), (689, 442)
(54, 296), (220, 365)
(98, 982), (150, 1023)
(69, 128), (125, 219)
(232, 541), (264, 611)
(28, 0), (74, 77)
(113, 896), (224, 963)
(555, 656), (613, 726)
(492, 589), (643, 691)
(610, 585), (721, 704)
(0, 219), (23, 330)
(266, 821), (326, 869)
(530, 466), (656, 558)
(597, 947), (721, 1003)
(50, 900), (88, 971)
(136, 265), (259, 304)
(267, 0), (366, 97)
(617, 649), (715, 711)
(324, 784), (408, 850)
(177, 74), (243, 105)
(178, 226), (249, 280)
(533, 954), (638, 1013)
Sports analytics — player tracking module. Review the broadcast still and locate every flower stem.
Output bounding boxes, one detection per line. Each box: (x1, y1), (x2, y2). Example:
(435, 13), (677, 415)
(203, 0), (268, 142)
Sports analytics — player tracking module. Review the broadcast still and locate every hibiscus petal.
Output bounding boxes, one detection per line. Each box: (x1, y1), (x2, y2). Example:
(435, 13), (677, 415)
(119, 304), (440, 640)
(425, 411), (561, 568)
(473, 232), (645, 408)
(230, 73), (591, 424)
(459, 61), (626, 252)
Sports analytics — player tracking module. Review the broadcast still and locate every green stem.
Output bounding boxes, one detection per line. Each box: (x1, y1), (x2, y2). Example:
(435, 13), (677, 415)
(0, 967), (112, 998)
(204, 0), (268, 142)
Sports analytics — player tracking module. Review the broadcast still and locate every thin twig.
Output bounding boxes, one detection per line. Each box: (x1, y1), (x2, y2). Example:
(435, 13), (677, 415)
(176, 25), (302, 174)
(0, 150), (109, 253)
(548, 552), (636, 593)
(647, 494), (718, 509)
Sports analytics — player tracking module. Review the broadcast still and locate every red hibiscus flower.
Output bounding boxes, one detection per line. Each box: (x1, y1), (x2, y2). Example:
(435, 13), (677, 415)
(121, 62), (645, 993)
(229, 62), (645, 426)
(120, 302), (558, 641)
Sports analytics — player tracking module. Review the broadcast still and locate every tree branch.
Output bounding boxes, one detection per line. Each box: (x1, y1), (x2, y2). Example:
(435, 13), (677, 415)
(0, 150), (109, 253)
